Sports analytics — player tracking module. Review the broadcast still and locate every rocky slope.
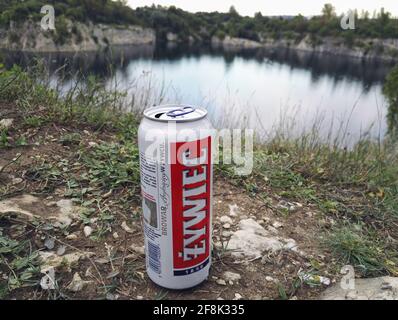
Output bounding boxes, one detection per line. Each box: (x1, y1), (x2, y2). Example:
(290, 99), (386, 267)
(212, 35), (398, 61)
(0, 21), (155, 52)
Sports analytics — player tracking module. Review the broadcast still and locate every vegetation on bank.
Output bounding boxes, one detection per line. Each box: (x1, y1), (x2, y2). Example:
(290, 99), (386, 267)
(0, 62), (398, 298)
(1, 1), (398, 45)
(384, 65), (398, 136)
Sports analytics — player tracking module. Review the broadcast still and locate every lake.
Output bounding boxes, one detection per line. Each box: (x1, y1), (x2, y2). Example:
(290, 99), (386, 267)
(3, 44), (396, 145)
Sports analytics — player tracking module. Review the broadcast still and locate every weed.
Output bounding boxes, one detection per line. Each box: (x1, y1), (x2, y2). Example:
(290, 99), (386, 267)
(0, 224), (41, 298)
(324, 225), (397, 276)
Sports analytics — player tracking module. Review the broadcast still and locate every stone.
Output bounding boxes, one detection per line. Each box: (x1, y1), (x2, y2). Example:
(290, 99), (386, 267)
(83, 226), (93, 237)
(66, 272), (91, 292)
(223, 223), (231, 229)
(55, 199), (79, 227)
(265, 276), (275, 282)
(39, 251), (94, 273)
(216, 279), (227, 286)
(223, 271), (241, 282)
(66, 234), (78, 240)
(131, 245), (145, 255)
(0, 118), (14, 130)
(56, 245), (66, 256)
(321, 277), (398, 300)
(44, 238), (55, 250)
(227, 219), (298, 259)
(228, 204), (239, 217)
(220, 215), (233, 224)
(88, 141), (98, 147)
(112, 232), (119, 239)
(11, 177), (23, 185)
(272, 221), (283, 229)
(233, 293), (243, 300)
(40, 267), (56, 290)
(0, 195), (80, 227)
(222, 231), (232, 238)
(121, 221), (133, 233)
(136, 295), (144, 300)
(276, 200), (303, 213)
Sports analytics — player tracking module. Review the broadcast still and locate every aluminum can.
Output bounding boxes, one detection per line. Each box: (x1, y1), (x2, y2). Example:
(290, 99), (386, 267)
(138, 105), (214, 289)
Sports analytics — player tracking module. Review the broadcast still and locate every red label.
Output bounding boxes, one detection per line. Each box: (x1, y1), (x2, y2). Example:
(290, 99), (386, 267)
(170, 137), (211, 276)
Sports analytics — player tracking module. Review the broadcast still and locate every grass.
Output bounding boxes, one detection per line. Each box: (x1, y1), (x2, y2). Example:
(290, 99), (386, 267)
(0, 223), (42, 299)
(324, 225), (398, 276)
(1, 62), (398, 298)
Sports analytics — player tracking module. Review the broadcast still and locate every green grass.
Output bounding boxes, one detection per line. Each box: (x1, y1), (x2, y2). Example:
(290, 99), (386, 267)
(324, 225), (398, 277)
(81, 141), (140, 193)
(0, 224), (41, 298)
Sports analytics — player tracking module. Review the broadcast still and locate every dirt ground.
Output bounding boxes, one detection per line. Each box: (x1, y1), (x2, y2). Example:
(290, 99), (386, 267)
(0, 106), (336, 300)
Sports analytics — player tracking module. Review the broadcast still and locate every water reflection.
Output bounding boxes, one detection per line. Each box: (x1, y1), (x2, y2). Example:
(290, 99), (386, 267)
(1, 44), (394, 144)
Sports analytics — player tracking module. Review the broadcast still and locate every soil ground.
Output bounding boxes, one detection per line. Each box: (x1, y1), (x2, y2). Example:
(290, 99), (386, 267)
(0, 105), (343, 300)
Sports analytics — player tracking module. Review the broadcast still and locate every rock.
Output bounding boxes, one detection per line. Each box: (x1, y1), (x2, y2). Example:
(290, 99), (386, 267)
(233, 293), (243, 300)
(222, 231), (232, 238)
(228, 204), (239, 217)
(0, 195), (80, 227)
(83, 226), (93, 237)
(220, 215), (233, 224)
(0, 118), (14, 130)
(112, 232), (119, 239)
(66, 273), (91, 292)
(272, 221), (284, 229)
(276, 200), (303, 213)
(106, 293), (119, 300)
(227, 219), (298, 259)
(44, 238), (55, 250)
(0, 195), (40, 219)
(40, 267), (56, 290)
(66, 234), (78, 240)
(46, 201), (57, 207)
(223, 271), (241, 282)
(11, 177), (23, 185)
(55, 199), (80, 227)
(223, 223), (231, 229)
(321, 277), (398, 300)
(265, 276), (275, 282)
(136, 295), (144, 300)
(56, 245), (66, 256)
(216, 279), (227, 286)
(214, 241), (223, 249)
(121, 221), (133, 234)
(39, 251), (94, 273)
(131, 245), (145, 255)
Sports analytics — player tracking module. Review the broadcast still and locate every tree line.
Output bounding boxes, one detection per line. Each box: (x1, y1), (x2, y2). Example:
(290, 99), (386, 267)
(1, 1), (398, 43)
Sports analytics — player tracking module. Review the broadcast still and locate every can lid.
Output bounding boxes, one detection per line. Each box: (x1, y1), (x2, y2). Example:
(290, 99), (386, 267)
(143, 105), (208, 123)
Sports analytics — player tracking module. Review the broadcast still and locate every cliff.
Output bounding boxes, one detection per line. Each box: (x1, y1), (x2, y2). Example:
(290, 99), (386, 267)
(211, 35), (398, 62)
(0, 20), (155, 52)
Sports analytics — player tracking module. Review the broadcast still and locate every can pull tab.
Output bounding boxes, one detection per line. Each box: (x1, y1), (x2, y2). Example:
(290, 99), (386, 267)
(166, 106), (195, 118)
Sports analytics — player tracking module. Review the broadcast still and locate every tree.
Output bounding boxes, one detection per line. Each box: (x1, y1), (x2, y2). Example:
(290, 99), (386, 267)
(229, 6), (239, 17)
(383, 66), (398, 136)
(322, 3), (336, 20)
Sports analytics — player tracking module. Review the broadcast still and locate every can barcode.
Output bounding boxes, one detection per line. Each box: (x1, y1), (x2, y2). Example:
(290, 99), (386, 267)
(147, 241), (161, 274)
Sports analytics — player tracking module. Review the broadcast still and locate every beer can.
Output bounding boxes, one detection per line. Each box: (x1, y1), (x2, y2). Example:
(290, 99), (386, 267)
(138, 105), (214, 289)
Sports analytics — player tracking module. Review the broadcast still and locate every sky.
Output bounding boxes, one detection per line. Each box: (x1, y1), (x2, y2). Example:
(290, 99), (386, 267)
(127, 0), (398, 17)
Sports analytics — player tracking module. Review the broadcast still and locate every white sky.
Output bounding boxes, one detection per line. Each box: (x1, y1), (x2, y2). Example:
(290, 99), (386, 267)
(127, 0), (398, 17)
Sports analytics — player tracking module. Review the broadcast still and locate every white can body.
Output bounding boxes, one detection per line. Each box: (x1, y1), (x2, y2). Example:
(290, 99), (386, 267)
(138, 105), (214, 290)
